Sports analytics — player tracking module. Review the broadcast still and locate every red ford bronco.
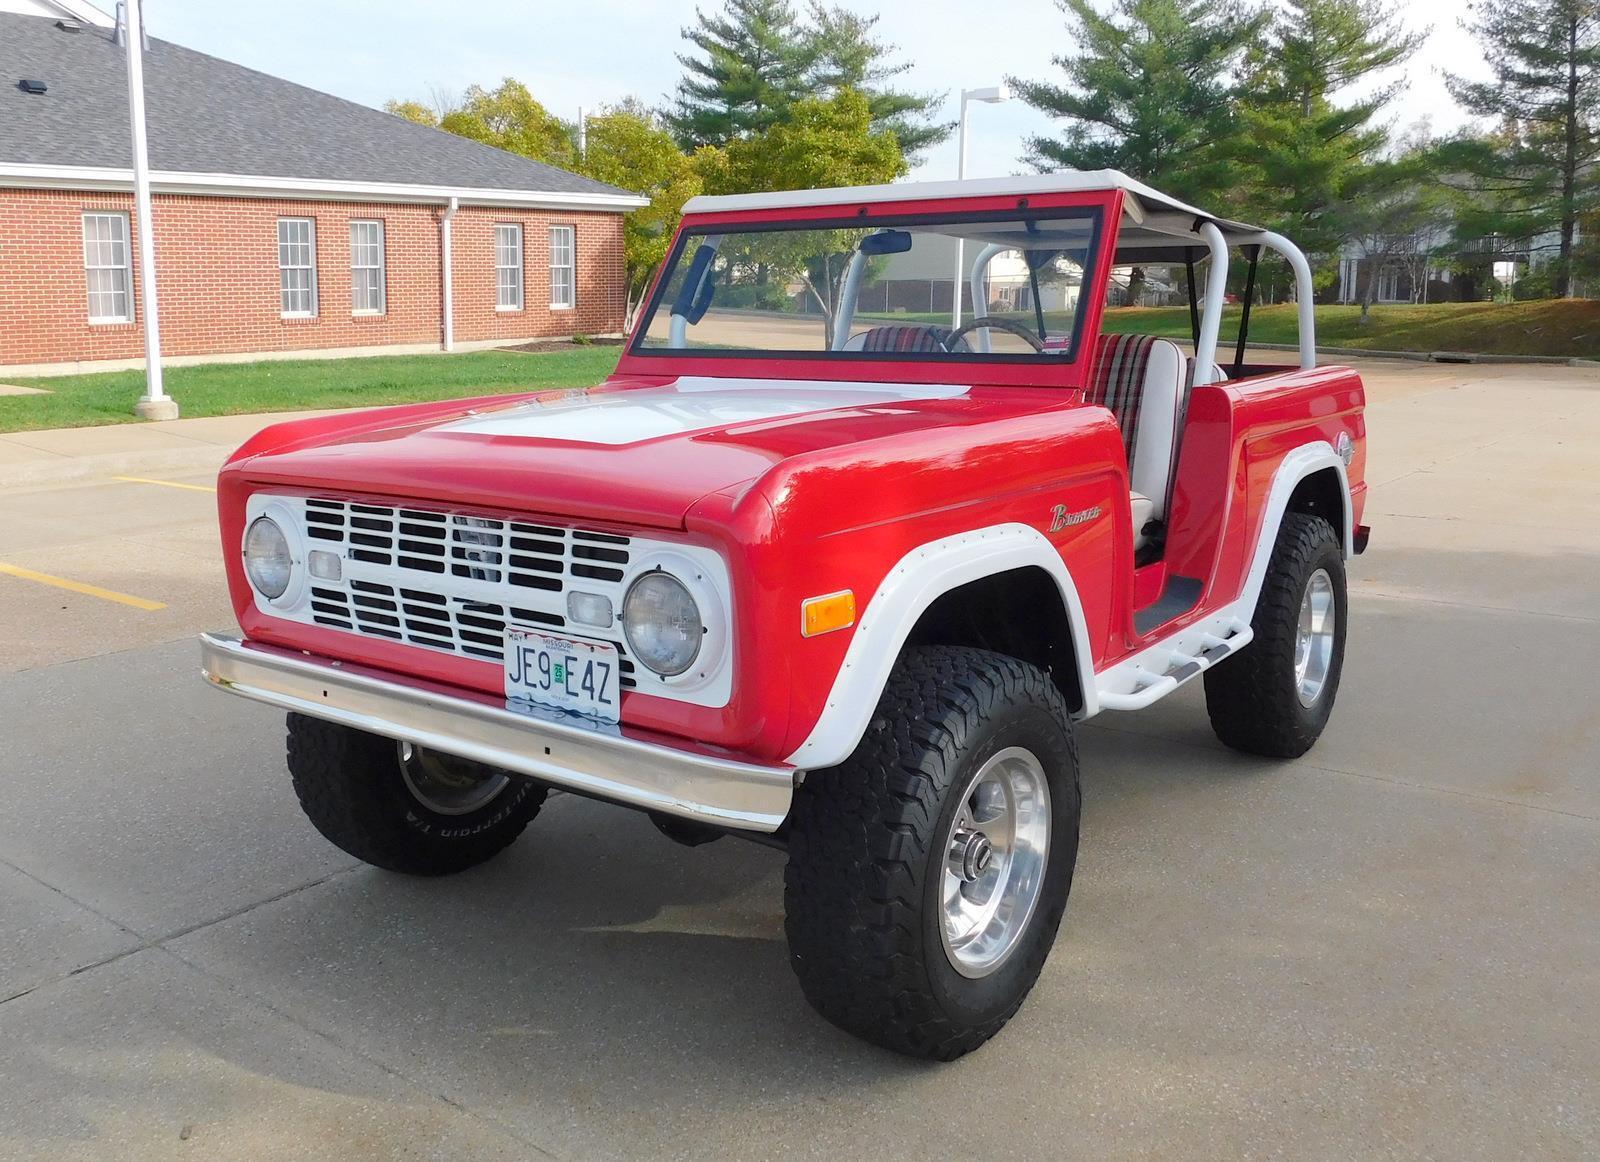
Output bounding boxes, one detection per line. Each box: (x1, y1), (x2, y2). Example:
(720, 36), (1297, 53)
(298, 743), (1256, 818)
(203, 172), (1367, 1059)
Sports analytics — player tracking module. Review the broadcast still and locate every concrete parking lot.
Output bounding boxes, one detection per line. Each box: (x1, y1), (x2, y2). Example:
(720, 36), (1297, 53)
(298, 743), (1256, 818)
(1, 358), (1597, 1159)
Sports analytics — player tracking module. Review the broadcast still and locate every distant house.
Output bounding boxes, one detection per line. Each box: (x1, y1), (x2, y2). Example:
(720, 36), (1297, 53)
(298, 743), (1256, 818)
(1333, 220), (1586, 305)
(0, 4), (645, 374)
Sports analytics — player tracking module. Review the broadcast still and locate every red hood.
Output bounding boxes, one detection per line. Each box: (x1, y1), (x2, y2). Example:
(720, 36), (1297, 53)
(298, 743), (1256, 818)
(228, 375), (1075, 530)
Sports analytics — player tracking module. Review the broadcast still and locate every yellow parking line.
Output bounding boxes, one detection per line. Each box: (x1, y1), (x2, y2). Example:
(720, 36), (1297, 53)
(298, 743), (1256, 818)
(0, 562), (166, 611)
(113, 475), (217, 493)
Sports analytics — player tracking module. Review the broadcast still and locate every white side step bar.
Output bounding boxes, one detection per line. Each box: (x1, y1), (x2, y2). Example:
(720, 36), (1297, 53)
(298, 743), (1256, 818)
(1093, 611), (1254, 712)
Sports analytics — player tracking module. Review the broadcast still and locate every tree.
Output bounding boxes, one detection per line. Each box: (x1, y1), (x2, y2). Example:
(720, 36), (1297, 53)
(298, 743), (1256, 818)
(1444, 0), (1600, 297)
(1236, 0), (1425, 277)
(665, 0), (810, 148)
(1345, 158), (1451, 318)
(577, 107), (704, 325)
(1576, 205), (1600, 287)
(696, 89), (906, 336)
(802, 3), (951, 161)
(1012, 0), (1261, 302)
(385, 99), (441, 127)
(385, 81), (577, 168)
(1011, 0), (1262, 209)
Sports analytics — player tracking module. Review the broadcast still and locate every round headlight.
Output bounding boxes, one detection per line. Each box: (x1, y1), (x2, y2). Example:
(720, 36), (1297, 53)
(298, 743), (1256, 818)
(243, 516), (294, 600)
(622, 571), (702, 677)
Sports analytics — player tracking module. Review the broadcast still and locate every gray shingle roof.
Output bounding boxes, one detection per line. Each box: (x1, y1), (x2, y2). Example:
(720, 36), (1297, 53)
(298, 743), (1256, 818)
(0, 12), (636, 201)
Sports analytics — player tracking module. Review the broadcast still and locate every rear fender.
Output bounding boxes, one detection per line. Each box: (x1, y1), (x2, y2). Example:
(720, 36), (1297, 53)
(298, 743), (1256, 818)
(1243, 443), (1353, 614)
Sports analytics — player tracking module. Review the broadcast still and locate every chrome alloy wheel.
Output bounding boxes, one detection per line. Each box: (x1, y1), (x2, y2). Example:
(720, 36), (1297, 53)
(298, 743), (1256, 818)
(940, 746), (1052, 978)
(1295, 568), (1337, 707)
(397, 742), (511, 816)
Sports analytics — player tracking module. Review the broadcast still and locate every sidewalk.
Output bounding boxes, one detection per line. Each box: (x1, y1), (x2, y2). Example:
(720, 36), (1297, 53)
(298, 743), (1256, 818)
(0, 409), (341, 491)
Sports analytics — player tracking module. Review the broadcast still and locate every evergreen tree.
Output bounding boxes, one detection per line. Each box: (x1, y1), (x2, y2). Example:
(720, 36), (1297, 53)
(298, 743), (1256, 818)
(1236, 0), (1425, 279)
(1444, 0), (1600, 297)
(1011, 0), (1263, 211)
(803, 3), (952, 161)
(665, 0), (810, 148)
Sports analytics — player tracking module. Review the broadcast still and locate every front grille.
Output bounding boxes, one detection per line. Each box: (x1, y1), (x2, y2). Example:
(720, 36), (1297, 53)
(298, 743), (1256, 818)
(293, 497), (637, 686)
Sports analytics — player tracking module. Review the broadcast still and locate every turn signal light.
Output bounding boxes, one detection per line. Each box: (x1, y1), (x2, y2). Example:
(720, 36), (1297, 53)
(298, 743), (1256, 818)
(801, 590), (856, 637)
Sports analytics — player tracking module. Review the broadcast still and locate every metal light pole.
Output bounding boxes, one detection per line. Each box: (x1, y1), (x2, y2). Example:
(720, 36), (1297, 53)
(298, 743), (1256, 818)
(951, 83), (1011, 329)
(124, 0), (176, 420)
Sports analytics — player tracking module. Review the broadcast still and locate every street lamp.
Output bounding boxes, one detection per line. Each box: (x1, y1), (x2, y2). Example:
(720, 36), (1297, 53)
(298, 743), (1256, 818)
(122, 0), (176, 420)
(951, 83), (1012, 329)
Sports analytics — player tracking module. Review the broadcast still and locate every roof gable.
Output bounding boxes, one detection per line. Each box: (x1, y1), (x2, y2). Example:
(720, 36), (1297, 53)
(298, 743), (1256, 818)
(0, 11), (637, 203)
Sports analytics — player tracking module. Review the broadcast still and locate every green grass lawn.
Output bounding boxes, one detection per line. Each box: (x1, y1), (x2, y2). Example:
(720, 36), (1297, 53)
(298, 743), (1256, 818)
(863, 300), (1600, 359)
(0, 347), (621, 433)
(5, 300), (1596, 435)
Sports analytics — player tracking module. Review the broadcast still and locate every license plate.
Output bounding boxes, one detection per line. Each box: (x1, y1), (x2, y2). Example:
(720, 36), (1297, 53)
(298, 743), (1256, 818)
(504, 627), (621, 724)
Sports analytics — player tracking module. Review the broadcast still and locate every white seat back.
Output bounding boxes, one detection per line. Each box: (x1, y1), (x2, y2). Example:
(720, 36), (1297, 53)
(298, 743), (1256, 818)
(1087, 334), (1187, 523)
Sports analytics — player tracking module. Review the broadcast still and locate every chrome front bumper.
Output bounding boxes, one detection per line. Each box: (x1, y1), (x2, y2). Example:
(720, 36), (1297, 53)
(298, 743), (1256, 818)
(199, 633), (796, 833)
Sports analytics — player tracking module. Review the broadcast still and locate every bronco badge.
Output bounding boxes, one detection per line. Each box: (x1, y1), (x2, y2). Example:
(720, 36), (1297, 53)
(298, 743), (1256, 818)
(1049, 503), (1102, 532)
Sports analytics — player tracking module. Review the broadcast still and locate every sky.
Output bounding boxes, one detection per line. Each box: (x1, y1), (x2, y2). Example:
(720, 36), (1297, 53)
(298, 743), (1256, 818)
(134, 0), (1493, 180)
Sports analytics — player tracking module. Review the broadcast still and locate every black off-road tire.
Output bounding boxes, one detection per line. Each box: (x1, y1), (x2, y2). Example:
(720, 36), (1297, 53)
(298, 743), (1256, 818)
(286, 713), (546, 876)
(1204, 513), (1347, 758)
(784, 647), (1081, 1060)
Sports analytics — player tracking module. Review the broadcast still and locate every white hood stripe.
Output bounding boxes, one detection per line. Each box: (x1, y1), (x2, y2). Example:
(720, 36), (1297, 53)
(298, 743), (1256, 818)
(436, 379), (970, 446)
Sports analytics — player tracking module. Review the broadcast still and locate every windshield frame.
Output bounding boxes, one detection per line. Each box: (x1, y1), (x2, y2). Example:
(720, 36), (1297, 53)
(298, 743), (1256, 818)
(621, 200), (1110, 379)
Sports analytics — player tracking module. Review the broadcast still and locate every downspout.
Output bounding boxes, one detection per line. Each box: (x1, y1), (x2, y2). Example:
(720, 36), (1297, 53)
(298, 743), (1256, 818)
(440, 197), (459, 352)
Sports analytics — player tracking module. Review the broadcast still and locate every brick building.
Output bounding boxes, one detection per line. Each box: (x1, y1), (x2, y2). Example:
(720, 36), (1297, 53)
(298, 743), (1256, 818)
(0, 5), (645, 375)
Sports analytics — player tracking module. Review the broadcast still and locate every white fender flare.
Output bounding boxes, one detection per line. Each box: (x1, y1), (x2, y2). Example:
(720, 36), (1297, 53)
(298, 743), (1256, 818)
(1239, 442), (1352, 614)
(784, 524), (1098, 769)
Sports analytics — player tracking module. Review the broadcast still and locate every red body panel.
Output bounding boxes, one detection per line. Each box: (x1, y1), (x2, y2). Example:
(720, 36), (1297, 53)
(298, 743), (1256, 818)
(216, 190), (1367, 767)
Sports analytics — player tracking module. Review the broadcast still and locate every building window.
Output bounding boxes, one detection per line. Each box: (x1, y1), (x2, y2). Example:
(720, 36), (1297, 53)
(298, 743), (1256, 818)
(496, 223), (523, 311)
(278, 217), (318, 317)
(549, 224), (574, 310)
(82, 212), (131, 323)
(349, 219), (386, 314)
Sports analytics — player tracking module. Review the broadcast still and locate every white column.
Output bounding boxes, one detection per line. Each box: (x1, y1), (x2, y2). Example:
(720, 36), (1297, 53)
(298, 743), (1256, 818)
(126, 0), (175, 420)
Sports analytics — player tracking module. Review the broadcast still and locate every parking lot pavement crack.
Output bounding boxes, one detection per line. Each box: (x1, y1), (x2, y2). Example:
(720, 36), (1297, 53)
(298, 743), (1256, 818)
(142, 865), (360, 947)
(0, 983), (42, 1008)
(1296, 762), (1600, 826)
(154, 943), (564, 1159)
(0, 851), (144, 942)
(1081, 720), (1600, 828)
(0, 859), (367, 1012)
(1354, 589), (1600, 623)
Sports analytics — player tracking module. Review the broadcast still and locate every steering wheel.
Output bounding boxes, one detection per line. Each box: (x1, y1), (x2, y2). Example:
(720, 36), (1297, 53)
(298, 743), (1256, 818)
(942, 316), (1046, 353)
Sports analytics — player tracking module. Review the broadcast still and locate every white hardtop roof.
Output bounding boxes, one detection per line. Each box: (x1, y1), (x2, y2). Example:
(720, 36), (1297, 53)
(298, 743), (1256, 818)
(682, 170), (1267, 255)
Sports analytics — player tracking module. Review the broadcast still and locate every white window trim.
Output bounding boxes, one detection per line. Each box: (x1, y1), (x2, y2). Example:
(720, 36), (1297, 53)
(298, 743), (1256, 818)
(82, 210), (132, 325)
(496, 223), (524, 312)
(549, 223), (575, 311)
(278, 217), (318, 319)
(349, 219), (386, 316)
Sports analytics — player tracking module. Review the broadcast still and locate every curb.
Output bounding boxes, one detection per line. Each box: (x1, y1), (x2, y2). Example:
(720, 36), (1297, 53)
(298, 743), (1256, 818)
(1247, 341), (1600, 368)
(0, 442), (229, 493)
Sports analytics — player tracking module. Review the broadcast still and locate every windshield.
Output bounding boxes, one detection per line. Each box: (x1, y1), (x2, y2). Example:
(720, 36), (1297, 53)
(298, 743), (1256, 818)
(631, 207), (1101, 363)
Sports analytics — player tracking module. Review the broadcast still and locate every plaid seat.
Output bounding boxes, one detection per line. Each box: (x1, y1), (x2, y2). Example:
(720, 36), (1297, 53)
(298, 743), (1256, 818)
(1086, 332), (1190, 527)
(1086, 333), (1158, 460)
(850, 325), (968, 353)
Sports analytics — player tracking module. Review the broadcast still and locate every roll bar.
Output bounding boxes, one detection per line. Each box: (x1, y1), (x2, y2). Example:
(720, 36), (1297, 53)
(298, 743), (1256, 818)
(1235, 231), (1317, 370)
